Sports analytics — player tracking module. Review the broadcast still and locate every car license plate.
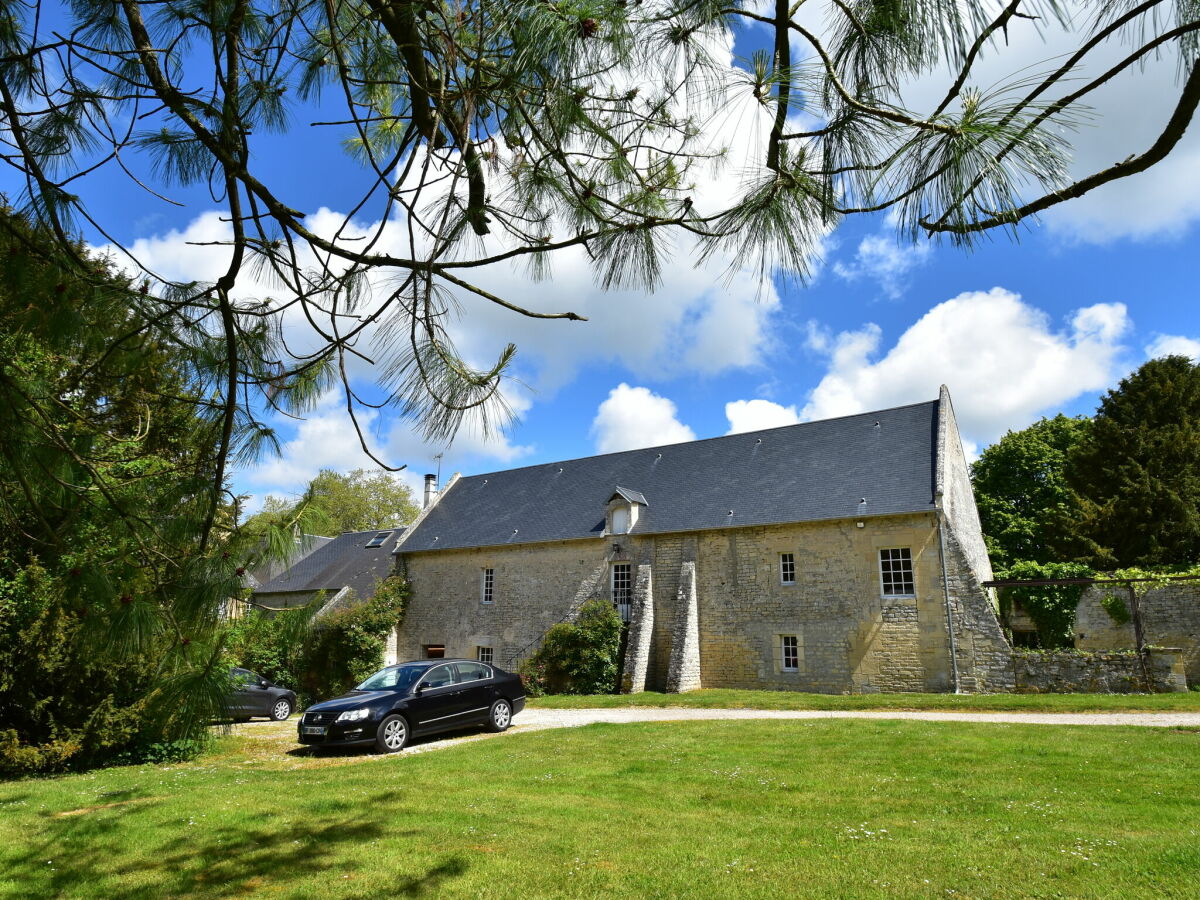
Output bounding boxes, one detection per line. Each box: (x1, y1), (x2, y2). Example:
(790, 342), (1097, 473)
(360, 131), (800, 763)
(303, 726), (326, 735)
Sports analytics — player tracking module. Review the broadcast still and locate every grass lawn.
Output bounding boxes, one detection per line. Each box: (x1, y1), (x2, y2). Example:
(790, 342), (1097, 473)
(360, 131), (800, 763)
(2, 719), (1198, 899)
(529, 688), (1200, 713)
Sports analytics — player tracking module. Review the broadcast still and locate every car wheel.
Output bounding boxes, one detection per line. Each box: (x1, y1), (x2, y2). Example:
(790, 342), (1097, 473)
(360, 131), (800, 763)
(374, 714), (408, 753)
(486, 699), (512, 733)
(270, 699), (292, 721)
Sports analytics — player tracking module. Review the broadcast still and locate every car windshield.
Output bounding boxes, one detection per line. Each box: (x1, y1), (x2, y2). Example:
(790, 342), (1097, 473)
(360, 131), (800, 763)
(356, 665), (425, 692)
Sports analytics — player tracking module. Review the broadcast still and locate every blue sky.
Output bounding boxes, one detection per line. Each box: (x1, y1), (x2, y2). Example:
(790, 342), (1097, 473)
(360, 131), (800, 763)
(5, 5), (1199, 513)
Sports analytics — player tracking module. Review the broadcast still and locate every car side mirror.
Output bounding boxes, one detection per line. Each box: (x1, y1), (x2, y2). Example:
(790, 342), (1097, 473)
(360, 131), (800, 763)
(259, 679), (269, 688)
(416, 682), (431, 694)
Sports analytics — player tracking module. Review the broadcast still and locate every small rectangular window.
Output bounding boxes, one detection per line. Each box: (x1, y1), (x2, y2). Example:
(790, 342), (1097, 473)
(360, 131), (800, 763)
(781, 635), (799, 672)
(879, 548), (915, 596)
(779, 552), (796, 585)
(477, 646), (493, 665)
(611, 563), (632, 622)
(481, 568), (494, 604)
(423, 644), (445, 659)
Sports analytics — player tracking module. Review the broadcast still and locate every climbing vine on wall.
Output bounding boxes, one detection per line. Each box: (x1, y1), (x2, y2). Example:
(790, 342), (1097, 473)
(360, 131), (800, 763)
(1099, 593), (1132, 625)
(999, 561), (1095, 649)
(1099, 564), (1200, 629)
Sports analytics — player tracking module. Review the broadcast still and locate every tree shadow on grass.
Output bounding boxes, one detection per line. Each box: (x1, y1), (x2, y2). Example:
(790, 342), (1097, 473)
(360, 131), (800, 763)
(5, 788), (470, 899)
(286, 725), (493, 760)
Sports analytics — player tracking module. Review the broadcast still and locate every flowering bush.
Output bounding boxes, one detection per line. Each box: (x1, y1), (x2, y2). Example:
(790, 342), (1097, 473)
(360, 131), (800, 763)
(517, 659), (549, 698)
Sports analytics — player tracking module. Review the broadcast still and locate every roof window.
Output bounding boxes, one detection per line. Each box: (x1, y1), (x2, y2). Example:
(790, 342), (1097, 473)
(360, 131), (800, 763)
(364, 531), (393, 548)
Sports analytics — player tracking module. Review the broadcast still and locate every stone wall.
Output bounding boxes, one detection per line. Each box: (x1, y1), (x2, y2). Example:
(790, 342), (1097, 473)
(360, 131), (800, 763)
(690, 514), (952, 693)
(1012, 649), (1187, 693)
(397, 510), (1012, 693)
(940, 527), (1016, 693)
(619, 564), (654, 693)
(1075, 582), (1200, 682)
(395, 540), (615, 668)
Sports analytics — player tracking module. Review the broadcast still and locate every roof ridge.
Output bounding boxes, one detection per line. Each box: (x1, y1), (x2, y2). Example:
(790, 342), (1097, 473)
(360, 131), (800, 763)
(454, 398), (939, 482)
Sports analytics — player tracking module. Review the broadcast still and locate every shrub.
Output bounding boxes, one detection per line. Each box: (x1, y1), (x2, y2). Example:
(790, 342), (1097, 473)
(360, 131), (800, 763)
(223, 604), (315, 691)
(222, 577), (410, 708)
(0, 562), (197, 777)
(524, 599), (622, 695)
(517, 658), (548, 698)
(295, 577), (409, 705)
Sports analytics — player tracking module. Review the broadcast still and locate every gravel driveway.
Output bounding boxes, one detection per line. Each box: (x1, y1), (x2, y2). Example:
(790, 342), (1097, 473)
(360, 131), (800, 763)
(512, 707), (1200, 731)
(233, 706), (1200, 764)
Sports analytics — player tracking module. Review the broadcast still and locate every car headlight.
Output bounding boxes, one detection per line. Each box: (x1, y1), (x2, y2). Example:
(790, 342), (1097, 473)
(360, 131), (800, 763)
(335, 709), (370, 723)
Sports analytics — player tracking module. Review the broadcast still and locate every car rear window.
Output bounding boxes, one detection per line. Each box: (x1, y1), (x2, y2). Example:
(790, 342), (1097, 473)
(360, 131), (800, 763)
(454, 662), (491, 682)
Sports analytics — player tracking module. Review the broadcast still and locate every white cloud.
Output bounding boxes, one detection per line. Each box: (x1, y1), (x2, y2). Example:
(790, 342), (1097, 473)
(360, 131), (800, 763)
(892, 3), (1200, 243)
(724, 399), (801, 434)
(1145, 334), (1200, 361)
(239, 388), (534, 513)
(591, 384), (696, 453)
(832, 233), (932, 299)
(802, 288), (1131, 446)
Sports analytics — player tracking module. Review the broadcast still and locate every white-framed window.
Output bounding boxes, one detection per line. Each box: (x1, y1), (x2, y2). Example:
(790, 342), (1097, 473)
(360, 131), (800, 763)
(879, 548), (915, 596)
(611, 562), (632, 622)
(779, 552), (796, 585)
(477, 646), (494, 665)
(781, 635), (799, 672)
(481, 568), (494, 604)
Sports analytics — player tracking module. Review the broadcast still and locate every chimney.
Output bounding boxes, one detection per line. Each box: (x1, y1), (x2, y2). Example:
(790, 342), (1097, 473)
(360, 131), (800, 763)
(423, 473), (438, 509)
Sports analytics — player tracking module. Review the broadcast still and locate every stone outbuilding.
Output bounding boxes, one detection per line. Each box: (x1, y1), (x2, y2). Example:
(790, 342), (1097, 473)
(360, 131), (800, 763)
(392, 387), (1014, 693)
(253, 528), (405, 612)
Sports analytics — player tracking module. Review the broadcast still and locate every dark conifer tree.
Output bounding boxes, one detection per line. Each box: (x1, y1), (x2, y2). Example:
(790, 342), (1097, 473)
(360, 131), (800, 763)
(1064, 356), (1200, 568)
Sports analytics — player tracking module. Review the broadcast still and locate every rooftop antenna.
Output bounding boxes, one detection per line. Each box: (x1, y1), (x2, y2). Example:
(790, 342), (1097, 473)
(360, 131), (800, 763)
(433, 452), (443, 487)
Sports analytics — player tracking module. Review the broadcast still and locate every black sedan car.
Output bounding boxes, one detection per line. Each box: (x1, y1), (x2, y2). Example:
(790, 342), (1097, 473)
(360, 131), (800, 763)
(297, 659), (525, 753)
(228, 667), (296, 722)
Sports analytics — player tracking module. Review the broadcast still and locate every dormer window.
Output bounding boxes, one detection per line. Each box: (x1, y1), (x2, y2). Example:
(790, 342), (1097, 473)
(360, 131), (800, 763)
(605, 486), (647, 536)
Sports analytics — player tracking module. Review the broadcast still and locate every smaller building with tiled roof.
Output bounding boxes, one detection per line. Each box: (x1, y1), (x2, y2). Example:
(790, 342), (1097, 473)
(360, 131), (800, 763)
(253, 528), (405, 612)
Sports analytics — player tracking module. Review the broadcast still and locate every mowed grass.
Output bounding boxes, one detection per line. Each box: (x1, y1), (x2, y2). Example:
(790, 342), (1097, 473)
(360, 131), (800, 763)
(529, 688), (1200, 713)
(2, 720), (1198, 899)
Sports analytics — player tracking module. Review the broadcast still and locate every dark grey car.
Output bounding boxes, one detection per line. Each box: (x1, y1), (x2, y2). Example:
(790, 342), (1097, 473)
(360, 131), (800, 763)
(229, 668), (296, 721)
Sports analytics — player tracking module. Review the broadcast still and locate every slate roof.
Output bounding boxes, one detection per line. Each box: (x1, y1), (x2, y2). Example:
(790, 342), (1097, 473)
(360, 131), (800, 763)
(398, 399), (941, 553)
(243, 533), (333, 590)
(256, 528), (405, 599)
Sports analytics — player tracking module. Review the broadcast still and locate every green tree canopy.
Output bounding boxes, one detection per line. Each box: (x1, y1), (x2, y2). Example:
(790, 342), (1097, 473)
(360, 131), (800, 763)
(0, 209), (323, 773)
(306, 468), (420, 531)
(245, 467), (420, 536)
(971, 414), (1090, 570)
(1064, 355), (1200, 568)
(0, 211), (226, 771)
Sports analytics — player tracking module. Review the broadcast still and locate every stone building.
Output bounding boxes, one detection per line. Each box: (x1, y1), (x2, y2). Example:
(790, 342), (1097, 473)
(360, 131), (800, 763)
(254, 528), (405, 611)
(391, 387), (1014, 693)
